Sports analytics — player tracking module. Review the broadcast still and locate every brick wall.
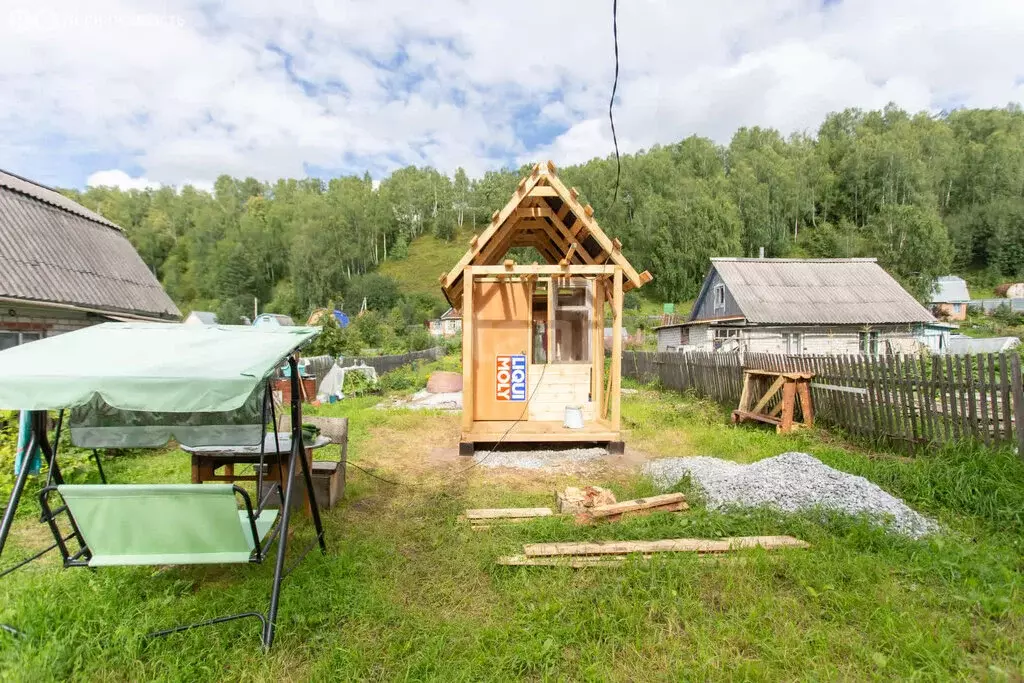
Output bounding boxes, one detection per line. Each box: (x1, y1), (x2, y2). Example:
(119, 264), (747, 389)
(0, 304), (97, 339)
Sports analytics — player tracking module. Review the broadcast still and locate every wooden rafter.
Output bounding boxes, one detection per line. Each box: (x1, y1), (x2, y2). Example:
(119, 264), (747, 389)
(441, 161), (649, 307)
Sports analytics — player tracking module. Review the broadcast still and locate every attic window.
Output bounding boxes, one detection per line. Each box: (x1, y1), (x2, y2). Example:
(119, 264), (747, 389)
(713, 285), (725, 311)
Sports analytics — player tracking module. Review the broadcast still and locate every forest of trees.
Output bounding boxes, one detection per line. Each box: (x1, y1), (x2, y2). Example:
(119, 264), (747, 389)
(67, 103), (1024, 324)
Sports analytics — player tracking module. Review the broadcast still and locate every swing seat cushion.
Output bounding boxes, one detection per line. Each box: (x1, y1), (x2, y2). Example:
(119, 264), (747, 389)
(57, 484), (278, 567)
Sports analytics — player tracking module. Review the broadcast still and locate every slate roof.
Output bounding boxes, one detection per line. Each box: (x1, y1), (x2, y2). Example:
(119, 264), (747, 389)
(930, 275), (971, 303)
(186, 311), (218, 325)
(692, 258), (934, 325)
(0, 169), (180, 320)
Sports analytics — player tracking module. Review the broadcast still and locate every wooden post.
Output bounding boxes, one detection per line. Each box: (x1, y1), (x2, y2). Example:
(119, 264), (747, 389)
(610, 267), (623, 431)
(797, 378), (814, 428)
(461, 267), (475, 434)
(592, 278), (604, 411)
(547, 276), (555, 363)
(778, 381), (798, 433)
(1011, 354), (1024, 459)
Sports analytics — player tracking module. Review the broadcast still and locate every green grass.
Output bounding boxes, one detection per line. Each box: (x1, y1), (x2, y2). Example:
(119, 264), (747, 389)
(378, 231), (473, 303)
(2, 371), (1023, 680)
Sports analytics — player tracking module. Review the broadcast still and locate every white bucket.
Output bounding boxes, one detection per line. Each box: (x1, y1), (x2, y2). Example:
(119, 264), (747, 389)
(563, 405), (584, 429)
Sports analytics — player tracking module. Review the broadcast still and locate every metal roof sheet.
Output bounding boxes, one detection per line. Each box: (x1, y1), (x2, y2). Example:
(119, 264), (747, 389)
(0, 169), (121, 230)
(930, 275), (970, 303)
(0, 175), (180, 319)
(707, 258), (934, 325)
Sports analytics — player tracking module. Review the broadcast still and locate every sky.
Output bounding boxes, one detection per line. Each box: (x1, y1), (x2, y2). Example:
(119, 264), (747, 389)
(1, 0), (1022, 191)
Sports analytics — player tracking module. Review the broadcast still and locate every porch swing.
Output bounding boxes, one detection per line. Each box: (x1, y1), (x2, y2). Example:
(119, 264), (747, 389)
(0, 323), (327, 650)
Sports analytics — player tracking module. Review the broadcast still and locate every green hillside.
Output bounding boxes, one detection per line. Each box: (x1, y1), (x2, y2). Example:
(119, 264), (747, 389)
(378, 230), (472, 304)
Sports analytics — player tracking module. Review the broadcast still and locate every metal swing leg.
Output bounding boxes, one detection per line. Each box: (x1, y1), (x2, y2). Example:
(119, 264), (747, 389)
(147, 612), (267, 640)
(262, 357), (327, 650)
(92, 450), (107, 484)
(262, 432), (298, 651)
(0, 432), (37, 559)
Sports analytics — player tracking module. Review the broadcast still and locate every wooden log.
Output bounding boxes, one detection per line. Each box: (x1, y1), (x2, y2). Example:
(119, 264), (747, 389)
(465, 508), (554, 520)
(523, 535), (810, 557)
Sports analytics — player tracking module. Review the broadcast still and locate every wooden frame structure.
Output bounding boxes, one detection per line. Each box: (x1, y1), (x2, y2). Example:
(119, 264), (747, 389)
(731, 369), (814, 433)
(441, 161), (652, 452)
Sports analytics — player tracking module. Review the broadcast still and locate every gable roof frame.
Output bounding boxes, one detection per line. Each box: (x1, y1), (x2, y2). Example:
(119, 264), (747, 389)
(441, 161), (650, 307)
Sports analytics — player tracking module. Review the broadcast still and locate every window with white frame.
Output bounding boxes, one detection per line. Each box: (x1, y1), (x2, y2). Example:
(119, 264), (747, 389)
(713, 284), (725, 312)
(782, 332), (802, 355)
(712, 327), (739, 350)
(0, 330), (42, 351)
(858, 330), (879, 355)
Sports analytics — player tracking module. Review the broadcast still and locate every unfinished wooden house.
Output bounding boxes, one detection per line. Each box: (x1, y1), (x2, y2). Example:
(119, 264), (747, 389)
(441, 161), (651, 454)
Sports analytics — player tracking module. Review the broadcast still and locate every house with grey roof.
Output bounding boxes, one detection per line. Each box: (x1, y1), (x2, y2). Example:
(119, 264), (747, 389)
(183, 310), (218, 325)
(655, 258), (938, 355)
(929, 275), (971, 321)
(0, 169), (180, 350)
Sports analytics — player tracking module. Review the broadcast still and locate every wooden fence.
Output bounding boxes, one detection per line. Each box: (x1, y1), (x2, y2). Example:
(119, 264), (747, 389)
(622, 350), (1024, 453)
(337, 347), (444, 375)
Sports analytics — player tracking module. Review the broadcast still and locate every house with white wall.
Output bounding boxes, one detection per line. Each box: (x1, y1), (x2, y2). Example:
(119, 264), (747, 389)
(0, 169), (179, 351)
(427, 307), (462, 338)
(655, 258), (938, 355)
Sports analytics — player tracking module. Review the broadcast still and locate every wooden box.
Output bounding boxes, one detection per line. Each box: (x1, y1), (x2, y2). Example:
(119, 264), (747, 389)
(259, 452), (346, 511)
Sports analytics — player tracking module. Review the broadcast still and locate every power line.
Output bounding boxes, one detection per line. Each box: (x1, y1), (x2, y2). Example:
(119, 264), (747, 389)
(609, 0), (621, 204)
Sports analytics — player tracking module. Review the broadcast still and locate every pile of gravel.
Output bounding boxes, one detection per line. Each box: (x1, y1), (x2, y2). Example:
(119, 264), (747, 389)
(474, 447), (608, 470)
(643, 452), (938, 538)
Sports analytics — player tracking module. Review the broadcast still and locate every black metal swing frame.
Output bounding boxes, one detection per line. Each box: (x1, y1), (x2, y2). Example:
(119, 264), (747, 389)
(0, 355), (326, 650)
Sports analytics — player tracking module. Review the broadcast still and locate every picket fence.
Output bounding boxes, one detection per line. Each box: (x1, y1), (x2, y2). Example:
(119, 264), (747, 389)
(622, 350), (1024, 453)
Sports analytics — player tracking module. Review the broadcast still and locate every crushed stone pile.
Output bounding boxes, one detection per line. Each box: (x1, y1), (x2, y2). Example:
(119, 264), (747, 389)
(474, 447), (608, 470)
(642, 452), (938, 538)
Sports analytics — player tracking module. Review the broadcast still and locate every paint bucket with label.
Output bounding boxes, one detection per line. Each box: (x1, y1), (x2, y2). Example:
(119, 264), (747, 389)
(563, 405), (584, 429)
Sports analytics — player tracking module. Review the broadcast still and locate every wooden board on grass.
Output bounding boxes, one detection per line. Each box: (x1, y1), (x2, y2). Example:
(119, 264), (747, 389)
(523, 535), (809, 558)
(465, 507), (553, 520)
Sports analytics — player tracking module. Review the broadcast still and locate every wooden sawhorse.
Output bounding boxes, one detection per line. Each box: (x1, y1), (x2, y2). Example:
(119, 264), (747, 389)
(731, 369), (814, 433)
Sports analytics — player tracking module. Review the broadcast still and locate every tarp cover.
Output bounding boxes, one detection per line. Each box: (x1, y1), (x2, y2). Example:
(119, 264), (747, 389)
(0, 323), (319, 412)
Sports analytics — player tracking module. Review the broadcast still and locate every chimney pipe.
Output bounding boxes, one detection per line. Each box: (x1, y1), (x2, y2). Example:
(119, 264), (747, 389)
(758, 246), (765, 259)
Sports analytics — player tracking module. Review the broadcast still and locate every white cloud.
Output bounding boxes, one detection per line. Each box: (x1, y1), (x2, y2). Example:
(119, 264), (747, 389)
(86, 169), (158, 191)
(1, 0), (1022, 187)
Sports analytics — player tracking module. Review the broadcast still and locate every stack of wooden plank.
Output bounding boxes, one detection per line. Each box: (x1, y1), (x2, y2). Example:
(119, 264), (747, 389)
(498, 536), (810, 567)
(463, 493), (689, 531)
(574, 493), (688, 525)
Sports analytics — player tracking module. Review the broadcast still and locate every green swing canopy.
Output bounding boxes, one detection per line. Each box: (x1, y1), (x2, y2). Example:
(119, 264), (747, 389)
(0, 323), (319, 447)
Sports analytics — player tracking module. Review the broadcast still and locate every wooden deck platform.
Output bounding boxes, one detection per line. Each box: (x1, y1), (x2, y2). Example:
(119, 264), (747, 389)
(462, 419), (619, 444)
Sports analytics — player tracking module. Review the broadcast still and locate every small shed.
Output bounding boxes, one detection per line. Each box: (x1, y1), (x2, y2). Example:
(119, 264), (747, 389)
(183, 310), (218, 325)
(428, 307), (462, 338)
(930, 275), (970, 321)
(440, 161), (651, 453)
